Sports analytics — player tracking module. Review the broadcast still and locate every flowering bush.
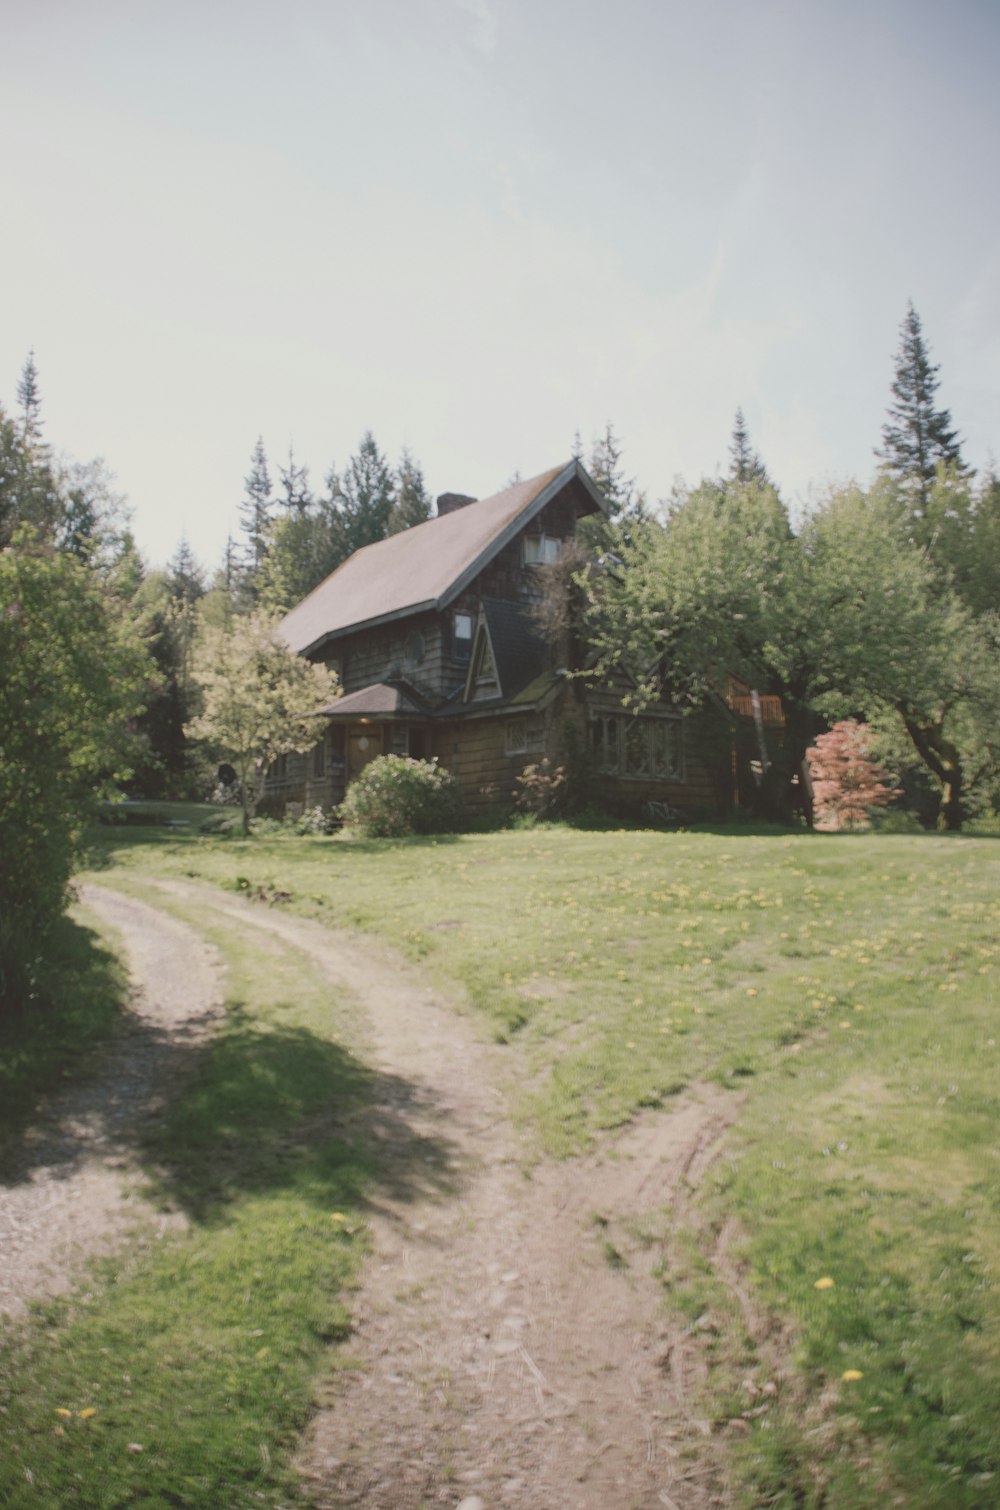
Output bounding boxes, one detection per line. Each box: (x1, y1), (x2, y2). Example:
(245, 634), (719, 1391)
(512, 758), (566, 818)
(291, 804), (340, 835)
(806, 721), (896, 831)
(340, 756), (463, 838)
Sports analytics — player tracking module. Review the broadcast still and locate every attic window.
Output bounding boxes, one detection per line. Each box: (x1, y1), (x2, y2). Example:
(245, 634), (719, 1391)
(523, 534), (561, 567)
(453, 611), (473, 663)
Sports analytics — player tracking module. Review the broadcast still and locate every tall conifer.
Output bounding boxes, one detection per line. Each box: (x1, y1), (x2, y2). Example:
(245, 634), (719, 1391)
(339, 431), (396, 553)
(728, 407), (770, 486)
(877, 301), (970, 518)
(387, 448), (432, 534)
(240, 437), (272, 575)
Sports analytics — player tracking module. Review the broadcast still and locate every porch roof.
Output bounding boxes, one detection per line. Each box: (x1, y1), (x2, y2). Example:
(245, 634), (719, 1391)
(319, 682), (430, 721)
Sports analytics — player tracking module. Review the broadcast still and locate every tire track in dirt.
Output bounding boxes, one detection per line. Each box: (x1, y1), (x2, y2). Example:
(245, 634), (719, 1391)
(0, 886), (223, 1322)
(149, 880), (739, 1510)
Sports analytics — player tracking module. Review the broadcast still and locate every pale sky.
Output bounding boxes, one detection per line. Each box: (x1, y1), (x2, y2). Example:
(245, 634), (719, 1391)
(3, 0), (998, 570)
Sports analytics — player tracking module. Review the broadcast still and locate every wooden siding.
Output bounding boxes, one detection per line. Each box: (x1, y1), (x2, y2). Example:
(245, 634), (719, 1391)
(431, 709), (554, 810)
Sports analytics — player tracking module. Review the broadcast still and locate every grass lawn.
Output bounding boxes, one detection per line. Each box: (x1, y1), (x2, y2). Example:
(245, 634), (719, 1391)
(0, 886), (379, 1508)
(4, 816), (999, 1506)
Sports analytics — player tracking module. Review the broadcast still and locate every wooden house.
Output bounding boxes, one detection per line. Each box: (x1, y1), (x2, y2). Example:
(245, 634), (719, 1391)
(270, 460), (728, 818)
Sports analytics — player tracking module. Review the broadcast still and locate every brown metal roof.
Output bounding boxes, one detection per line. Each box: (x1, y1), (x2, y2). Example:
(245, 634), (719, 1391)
(279, 460), (604, 657)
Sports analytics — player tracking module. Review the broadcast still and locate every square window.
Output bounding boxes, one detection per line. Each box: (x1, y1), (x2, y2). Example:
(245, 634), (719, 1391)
(506, 722), (527, 756)
(523, 534), (561, 566)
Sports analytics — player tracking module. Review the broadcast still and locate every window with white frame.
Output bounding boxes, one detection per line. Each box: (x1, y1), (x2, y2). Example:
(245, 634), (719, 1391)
(589, 713), (682, 780)
(522, 534), (561, 566)
(453, 611), (473, 663)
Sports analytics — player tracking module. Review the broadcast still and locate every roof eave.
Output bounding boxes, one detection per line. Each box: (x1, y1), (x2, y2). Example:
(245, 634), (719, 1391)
(294, 598), (440, 657)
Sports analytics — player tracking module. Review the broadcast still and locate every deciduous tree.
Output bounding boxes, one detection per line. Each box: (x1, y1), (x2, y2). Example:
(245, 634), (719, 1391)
(0, 532), (149, 1006)
(187, 609), (338, 833)
(801, 480), (1000, 829)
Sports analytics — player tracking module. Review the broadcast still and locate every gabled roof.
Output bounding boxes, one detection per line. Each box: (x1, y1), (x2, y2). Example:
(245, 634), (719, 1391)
(279, 459), (606, 657)
(464, 597), (548, 703)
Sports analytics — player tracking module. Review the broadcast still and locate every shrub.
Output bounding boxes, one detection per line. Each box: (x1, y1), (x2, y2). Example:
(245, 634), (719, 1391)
(869, 808), (924, 834)
(513, 758), (566, 818)
(339, 756), (463, 838)
(290, 804), (340, 835)
(806, 720), (896, 831)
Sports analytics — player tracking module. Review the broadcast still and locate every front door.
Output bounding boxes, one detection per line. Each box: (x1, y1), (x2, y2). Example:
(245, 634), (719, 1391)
(348, 725), (382, 781)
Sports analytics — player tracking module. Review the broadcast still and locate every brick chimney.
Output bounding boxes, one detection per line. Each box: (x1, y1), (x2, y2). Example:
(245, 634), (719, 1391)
(436, 492), (478, 516)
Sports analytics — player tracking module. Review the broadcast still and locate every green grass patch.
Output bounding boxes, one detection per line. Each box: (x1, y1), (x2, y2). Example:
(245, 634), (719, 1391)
(80, 813), (1000, 1507)
(0, 884), (457, 1508)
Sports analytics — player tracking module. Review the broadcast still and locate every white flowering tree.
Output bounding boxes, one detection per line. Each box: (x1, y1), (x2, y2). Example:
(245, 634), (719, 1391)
(187, 609), (338, 834)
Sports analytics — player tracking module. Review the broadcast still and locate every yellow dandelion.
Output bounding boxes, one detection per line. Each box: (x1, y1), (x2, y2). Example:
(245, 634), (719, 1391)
(79, 1408), (97, 1419)
(746, 987), (759, 998)
(841, 1369), (864, 1381)
(330, 1212), (346, 1222)
(54, 1408), (73, 1419)
(814, 1276), (835, 1290)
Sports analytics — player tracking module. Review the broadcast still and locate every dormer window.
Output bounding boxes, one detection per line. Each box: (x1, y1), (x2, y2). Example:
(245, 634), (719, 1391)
(453, 611), (473, 663)
(523, 534), (560, 567)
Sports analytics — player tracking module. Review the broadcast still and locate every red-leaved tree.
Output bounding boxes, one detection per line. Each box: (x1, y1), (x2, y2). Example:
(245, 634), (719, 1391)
(806, 721), (896, 831)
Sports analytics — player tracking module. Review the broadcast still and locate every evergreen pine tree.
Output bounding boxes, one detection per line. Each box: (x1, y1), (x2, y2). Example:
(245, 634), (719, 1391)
(339, 431), (396, 553)
(58, 478), (100, 560)
(16, 350), (43, 447)
(387, 448), (432, 534)
(0, 404), (60, 544)
(277, 445), (313, 515)
(239, 437), (273, 595)
(167, 537), (206, 606)
(877, 301), (971, 519)
(581, 423), (647, 553)
(589, 423), (644, 519)
(728, 407), (771, 486)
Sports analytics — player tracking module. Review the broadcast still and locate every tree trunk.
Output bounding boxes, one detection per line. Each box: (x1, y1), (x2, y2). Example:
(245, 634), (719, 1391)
(898, 706), (965, 832)
(939, 769), (963, 831)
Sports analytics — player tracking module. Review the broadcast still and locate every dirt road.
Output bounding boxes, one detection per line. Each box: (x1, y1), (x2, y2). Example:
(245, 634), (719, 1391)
(0, 880), (736, 1508)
